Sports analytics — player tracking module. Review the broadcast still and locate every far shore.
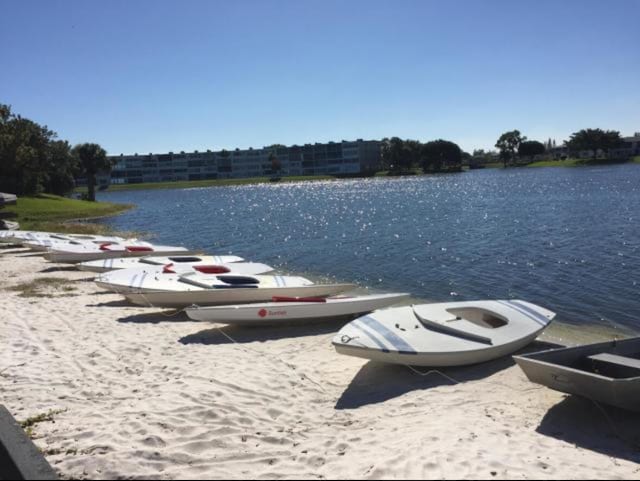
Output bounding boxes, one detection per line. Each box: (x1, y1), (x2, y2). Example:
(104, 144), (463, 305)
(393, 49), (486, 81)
(482, 155), (640, 170)
(80, 174), (339, 194)
(78, 156), (640, 194)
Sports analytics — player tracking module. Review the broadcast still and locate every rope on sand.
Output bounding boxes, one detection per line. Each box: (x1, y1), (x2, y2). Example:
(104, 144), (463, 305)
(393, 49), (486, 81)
(213, 326), (330, 395)
(112, 282), (331, 396)
(404, 365), (462, 385)
(110, 284), (189, 318)
(107, 275), (640, 449)
(405, 367), (640, 451)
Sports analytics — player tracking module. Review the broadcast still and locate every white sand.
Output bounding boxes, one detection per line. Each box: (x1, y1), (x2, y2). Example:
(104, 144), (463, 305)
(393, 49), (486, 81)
(1, 247), (639, 479)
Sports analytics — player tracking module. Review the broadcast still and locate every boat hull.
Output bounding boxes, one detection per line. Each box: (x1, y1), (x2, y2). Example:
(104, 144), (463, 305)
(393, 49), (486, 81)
(46, 248), (191, 264)
(186, 293), (410, 325)
(124, 284), (356, 308)
(333, 300), (555, 367)
(514, 337), (640, 412)
(94, 263), (276, 292)
(78, 255), (245, 273)
(0, 221), (19, 231)
(335, 331), (543, 367)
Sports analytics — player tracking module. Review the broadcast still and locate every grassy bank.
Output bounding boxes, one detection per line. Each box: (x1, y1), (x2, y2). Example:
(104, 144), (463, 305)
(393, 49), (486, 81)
(2, 194), (133, 234)
(80, 175), (337, 193)
(527, 157), (640, 168)
(526, 158), (585, 168)
(479, 157), (640, 169)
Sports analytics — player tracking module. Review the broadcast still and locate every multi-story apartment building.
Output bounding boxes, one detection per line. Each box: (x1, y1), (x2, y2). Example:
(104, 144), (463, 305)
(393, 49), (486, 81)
(614, 133), (640, 157)
(107, 139), (382, 185)
(544, 132), (640, 160)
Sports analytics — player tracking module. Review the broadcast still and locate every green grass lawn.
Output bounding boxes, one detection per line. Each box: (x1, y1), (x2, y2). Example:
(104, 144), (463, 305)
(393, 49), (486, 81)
(79, 175), (337, 193)
(2, 194), (133, 234)
(527, 157), (638, 168)
(633, 156), (640, 164)
(526, 158), (584, 168)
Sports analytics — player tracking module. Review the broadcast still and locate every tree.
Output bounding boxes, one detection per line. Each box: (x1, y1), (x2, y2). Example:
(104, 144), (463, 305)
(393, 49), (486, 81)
(495, 130), (526, 167)
(44, 140), (77, 195)
(403, 139), (422, 169)
(381, 137), (411, 172)
(420, 140), (462, 172)
(565, 128), (624, 160)
(381, 137), (425, 172)
(0, 104), (58, 195)
(518, 140), (546, 159)
(601, 130), (625, 157)
(269, 151), (281, 176)
(72, 143), (112, 202)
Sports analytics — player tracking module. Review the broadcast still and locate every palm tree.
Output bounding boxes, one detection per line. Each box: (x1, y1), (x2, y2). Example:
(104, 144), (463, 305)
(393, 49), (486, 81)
(72, 143), (113, 201)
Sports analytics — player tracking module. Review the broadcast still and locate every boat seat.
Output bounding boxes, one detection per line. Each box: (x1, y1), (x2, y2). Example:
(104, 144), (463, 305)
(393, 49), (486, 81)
(588, 353), (640, 370)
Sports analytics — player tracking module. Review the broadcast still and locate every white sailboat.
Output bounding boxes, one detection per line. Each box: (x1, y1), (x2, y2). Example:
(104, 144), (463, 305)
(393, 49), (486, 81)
(2, 231), (125, 247)
(46, 241), (190, 263)
(78, 254), (246, 273)
(114, 273), (355, 308)
(95, 262), (276, 291)
(333, 300), (555, 367)
(23, 235), (129, 252)
(186, 293), (410, 325)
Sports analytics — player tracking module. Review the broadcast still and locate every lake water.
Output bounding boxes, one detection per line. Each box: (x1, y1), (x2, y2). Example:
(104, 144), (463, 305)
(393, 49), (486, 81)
(98, 165), (640, 336)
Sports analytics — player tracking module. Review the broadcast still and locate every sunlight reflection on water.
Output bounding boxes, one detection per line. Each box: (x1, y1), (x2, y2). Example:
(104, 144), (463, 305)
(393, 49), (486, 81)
(99, 165), (640, 336)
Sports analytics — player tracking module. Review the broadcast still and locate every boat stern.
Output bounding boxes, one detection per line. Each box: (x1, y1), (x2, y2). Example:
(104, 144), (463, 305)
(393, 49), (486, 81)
(507, 300), (556, 326)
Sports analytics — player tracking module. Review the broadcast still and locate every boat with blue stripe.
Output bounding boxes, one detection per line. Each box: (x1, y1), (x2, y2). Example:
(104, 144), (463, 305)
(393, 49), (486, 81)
(333, 300), (555, 367)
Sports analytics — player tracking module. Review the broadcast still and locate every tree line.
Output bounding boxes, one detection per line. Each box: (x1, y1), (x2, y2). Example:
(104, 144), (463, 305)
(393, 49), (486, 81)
(1, 102), (633, 198)
(0, 104), (112, 201)
(491, 128), (627, 167)
(380, 137), (468, 174)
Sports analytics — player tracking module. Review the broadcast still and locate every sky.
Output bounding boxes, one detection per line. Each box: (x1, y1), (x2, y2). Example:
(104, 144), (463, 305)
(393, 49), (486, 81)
(1, 0), (639, 155)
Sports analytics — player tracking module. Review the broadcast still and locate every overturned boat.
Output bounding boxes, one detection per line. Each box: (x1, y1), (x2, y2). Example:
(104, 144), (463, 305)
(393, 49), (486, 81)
(78, 254), (246, 273)
(0, 230), (18, 241)
(186, 293), (411, 326)
(2, 231), (125, 247)
(23, 235), (129, 252)
(514, 337), (640, 412)
(0, 220), (19, 231)
(0, 192), (17, 206)
(333, 300), (555, 367)
(45, 241), (190, 263)
(115, 273), (355, 308)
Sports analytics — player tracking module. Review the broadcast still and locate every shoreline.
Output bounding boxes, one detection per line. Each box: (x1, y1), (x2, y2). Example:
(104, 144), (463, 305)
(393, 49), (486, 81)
(1, 249), (639, 479)
(82, 175), (340, 194)
(3, 194), (134, 236)
(482, 156), (640, 170)
(85, 158), (640, 194)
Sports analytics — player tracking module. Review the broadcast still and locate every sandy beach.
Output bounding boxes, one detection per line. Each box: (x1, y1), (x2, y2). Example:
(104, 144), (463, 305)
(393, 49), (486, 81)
(1, 246), (639, 480)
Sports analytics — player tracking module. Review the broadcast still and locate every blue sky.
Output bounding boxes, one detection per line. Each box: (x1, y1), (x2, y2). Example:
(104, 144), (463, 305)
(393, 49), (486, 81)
(1, 0), (639, 154)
